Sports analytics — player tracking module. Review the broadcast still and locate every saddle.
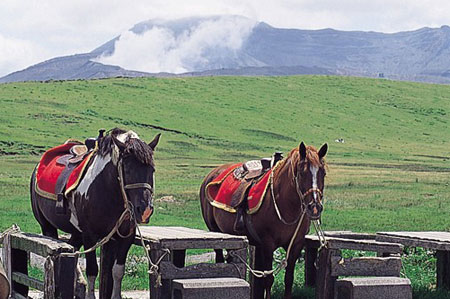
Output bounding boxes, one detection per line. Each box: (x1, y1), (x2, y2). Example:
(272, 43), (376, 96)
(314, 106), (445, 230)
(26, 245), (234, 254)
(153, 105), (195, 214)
(36, 130), (105, 214)
(54, 144), (91, 213)
(229, 152), (283, 208)
(206, 152), (284, 214)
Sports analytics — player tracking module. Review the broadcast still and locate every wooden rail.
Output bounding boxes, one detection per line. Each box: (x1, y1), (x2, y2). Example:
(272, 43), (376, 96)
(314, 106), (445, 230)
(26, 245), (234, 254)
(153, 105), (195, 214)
(2, 232), (77, 299)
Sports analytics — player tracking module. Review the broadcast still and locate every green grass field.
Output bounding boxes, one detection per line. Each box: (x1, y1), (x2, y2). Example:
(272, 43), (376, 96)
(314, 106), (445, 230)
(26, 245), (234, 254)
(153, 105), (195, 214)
(0, 75), (449, 298)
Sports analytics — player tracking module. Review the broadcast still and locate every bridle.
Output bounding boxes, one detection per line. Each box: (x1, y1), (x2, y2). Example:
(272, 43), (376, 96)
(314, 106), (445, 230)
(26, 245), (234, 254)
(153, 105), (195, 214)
(292, 164), (323, 212)
(270, 155), (324, 225)
(116, 154), (154, 237)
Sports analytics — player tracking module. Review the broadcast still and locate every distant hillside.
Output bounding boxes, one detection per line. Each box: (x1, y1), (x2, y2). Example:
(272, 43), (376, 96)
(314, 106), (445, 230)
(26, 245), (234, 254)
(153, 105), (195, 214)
(2, 16), (450, 83)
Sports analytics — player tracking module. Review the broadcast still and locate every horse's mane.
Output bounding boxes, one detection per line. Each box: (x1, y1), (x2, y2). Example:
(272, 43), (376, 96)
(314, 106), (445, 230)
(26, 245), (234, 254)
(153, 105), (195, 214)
(274, 145), (326, 176)
(98, 128), (154, 166)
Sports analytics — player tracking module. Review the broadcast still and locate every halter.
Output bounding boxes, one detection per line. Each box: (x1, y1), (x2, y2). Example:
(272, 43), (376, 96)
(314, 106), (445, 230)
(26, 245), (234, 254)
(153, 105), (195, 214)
(270, 155), (324, 225)
(116, 154), (154, 237)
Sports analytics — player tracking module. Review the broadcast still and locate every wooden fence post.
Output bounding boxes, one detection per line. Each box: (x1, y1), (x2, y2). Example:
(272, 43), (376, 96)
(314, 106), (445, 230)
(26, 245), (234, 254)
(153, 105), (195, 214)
(2, 234), (12, 298)
(150, 245), (171, 299)
(304, 246), (318, 287)
(44, 257), (55, 299)
(437, 250), (450, 290)
(53, 255), (77, 299)
(315, 248), (340, 299)
(248, 245), (256, 299)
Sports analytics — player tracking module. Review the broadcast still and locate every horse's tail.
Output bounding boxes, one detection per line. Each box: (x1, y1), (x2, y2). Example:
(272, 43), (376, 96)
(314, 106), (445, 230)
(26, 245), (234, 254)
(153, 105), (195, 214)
(30, 165), (57, 238)
(30, 166), (43, 224)
(199, 167), (223, 233)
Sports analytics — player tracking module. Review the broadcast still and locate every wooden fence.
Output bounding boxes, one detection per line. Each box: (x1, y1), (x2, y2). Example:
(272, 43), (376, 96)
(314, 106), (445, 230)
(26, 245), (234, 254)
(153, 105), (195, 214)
(2, 231), (78, 299)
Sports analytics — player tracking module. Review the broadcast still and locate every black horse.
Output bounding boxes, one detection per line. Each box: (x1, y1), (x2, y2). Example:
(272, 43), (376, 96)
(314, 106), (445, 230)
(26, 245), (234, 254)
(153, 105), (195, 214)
(30, 128), (160, 298)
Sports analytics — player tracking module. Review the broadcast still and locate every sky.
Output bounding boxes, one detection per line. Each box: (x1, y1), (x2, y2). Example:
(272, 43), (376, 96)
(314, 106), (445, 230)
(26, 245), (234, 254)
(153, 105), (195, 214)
(1, 0), (450, 77)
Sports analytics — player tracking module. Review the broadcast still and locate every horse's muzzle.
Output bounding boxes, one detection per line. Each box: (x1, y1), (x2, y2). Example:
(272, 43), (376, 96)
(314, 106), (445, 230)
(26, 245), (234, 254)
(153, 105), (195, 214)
(306, 202), (323, 220)
(141, 206), (153, 223)
(135, 199), (154, 224)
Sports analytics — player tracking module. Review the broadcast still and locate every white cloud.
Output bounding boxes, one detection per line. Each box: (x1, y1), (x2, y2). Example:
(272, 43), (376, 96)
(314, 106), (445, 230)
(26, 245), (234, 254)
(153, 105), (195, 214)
(95, 16), (256, 73)
(0, 34), (50, 77)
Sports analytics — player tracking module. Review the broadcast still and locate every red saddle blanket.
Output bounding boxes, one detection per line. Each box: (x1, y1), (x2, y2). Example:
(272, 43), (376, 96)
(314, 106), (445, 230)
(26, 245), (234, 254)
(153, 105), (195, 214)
(206, 163), (272, 214)
(35, 141), (94, 200)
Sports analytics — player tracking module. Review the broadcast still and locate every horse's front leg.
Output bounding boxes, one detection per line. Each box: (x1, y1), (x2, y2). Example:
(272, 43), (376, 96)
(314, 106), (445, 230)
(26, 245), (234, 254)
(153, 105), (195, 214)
(111, 235), (134, 299)
(283, 241), (305, 299)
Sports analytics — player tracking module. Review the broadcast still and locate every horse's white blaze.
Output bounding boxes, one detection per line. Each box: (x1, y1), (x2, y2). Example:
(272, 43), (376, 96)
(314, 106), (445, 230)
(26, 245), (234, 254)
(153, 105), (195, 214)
(77, 154), (112, 196)
(111, 262), (125, 299)
(310, 165), (319, 201)
(87, 276), (96, 299)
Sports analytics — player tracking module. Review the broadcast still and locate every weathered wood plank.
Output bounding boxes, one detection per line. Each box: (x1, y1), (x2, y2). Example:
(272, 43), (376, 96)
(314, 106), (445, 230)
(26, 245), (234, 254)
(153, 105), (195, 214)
(159, 261), (245, 280)
(306, 235), (403, 254)
(324, 231), (376, 240)
(159, 239), (247, 250)
(377, 232), (450, 251)
(9, 233), (74, 257)
(44, 257), (55, 299)
(137, 226), (246, 242)
(330, 256), (402, 277)
(3, 234), (12, 297)
(12, 271), (44, 291)
(378, 232), (450, 243)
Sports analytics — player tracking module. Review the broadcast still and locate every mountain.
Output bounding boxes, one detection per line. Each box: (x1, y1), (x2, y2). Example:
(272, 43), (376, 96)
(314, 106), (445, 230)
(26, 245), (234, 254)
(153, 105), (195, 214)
(2, 16), (450, 83)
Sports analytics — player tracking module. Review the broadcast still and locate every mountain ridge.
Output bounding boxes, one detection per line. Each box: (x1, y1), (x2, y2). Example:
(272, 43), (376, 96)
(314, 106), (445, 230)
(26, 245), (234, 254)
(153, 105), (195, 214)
(2, 16), (450, 83)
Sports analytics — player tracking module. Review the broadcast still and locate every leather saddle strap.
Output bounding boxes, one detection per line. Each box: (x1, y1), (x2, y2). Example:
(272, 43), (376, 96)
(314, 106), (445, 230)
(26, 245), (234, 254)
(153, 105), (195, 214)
(55, 162), (78, 197)
(230, 180), (253, 207)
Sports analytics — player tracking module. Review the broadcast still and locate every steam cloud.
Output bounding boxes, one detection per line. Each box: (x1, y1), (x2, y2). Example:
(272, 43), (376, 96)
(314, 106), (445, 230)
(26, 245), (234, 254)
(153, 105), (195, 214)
(95, 16), (257, 74)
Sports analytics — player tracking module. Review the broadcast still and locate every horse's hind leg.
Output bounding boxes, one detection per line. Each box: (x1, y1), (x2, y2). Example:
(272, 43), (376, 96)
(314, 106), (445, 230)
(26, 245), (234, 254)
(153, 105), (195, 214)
(30, 170), (58, 239)
(83, 236), (99, 299)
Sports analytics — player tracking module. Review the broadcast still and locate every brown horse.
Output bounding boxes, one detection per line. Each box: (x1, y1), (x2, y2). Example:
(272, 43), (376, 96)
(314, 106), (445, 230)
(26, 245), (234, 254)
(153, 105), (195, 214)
(200, 142), (327, 299)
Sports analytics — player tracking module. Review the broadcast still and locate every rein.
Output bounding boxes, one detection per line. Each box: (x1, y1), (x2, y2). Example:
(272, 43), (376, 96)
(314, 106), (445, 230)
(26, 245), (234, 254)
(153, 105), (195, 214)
(116, 155), (154, 238)
(270, 156), (323, 225)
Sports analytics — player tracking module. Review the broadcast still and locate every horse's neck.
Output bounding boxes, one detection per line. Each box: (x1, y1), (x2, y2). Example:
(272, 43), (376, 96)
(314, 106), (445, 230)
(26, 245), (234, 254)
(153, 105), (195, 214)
(273, 158), (303, 215)
(81, 153), (121, 202)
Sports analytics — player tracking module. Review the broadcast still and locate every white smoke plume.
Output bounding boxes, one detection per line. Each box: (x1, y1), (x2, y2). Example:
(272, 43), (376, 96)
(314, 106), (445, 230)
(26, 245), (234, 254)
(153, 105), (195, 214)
(94, 16), (257, 74)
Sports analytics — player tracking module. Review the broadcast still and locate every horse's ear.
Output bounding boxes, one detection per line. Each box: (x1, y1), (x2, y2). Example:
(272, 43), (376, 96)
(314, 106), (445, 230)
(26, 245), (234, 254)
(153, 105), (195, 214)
(319, 143), (328, 160)
(299, 142), (307, 160)
(148, 133), (161, 150)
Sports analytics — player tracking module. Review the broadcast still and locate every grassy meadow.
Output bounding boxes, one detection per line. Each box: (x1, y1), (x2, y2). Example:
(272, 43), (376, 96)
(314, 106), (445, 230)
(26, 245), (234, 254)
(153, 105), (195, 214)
(0, 75), (449, 298)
